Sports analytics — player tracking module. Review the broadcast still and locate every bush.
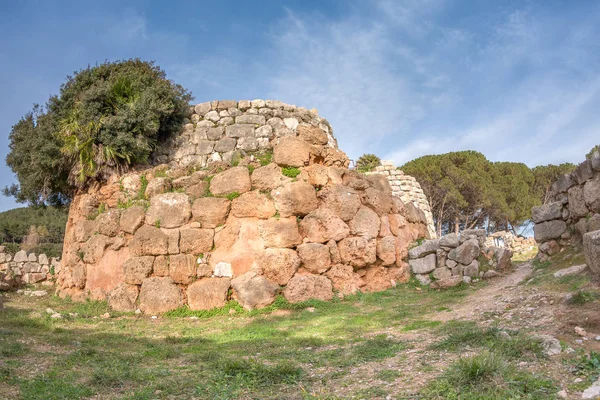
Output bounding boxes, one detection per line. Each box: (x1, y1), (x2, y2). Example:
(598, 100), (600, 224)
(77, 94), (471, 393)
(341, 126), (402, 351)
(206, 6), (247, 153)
(5, 59), (192, 204)
(356, 153), (381, 172)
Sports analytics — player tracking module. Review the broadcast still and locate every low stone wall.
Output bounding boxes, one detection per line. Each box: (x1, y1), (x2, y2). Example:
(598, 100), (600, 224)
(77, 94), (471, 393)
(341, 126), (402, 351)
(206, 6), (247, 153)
(154, 99), (347, 169)
(56, 101), (430, 314)
(483, 231), (536, 254)
(533, 150), (600, 260)
(365, 161), (436, 239)
(408, 229), (512, 288)
(0, 248), (61, 290)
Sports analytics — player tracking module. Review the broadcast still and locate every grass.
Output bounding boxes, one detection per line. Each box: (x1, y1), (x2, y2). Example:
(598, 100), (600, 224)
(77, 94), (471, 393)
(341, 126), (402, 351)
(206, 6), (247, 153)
(567, 290), (600, 305)
(282, 166), (301, 178)
(422, 352), (556, 399)
(0, 282), (476, 399)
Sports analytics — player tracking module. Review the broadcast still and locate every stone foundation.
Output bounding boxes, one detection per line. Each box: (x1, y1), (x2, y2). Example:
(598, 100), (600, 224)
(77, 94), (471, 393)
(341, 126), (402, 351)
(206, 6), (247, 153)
(0, 248), (61, 291)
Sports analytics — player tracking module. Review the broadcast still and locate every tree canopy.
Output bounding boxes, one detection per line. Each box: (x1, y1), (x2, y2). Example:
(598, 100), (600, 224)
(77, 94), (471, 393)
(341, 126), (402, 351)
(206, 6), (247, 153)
(4, 59), (192, 205)
(401, 151), (576, 236)
(356, 153), (381, 172)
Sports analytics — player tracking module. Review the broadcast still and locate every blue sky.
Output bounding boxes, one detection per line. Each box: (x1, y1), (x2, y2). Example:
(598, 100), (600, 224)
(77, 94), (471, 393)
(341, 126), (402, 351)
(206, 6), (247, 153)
(1, 0), (600, 212)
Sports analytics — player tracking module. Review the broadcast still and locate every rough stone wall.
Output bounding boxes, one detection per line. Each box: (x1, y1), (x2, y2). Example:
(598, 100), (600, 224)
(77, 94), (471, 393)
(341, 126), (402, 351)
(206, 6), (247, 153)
(532, 150), (600, 261)
(0, 248), (61, 291)
(408, 229), (513, 288)
(365, 161), (436, 239)
(483, 231), (536, 255)
(56, 100), (430, 314)
(153, 99), (345, 169)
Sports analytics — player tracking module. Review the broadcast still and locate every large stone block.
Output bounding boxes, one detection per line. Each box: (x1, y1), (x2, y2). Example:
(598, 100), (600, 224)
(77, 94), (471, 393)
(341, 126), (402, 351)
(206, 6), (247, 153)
(145, 193), (191, 229)
(192, 197), (231, 228)
(325, 264), (361, 295)
(408, 239), (440, 259)
(448, 239), (479, 265)
(210, 166), (251, 196)
(584, 177), (600, 213)
(569, 185), (589, 219)
(119, 206), (146, 234)
(583, 230), (600, 277)
(409, 253), (436, 274)
(258, 248), (301, 285)
(534, 220), (567, 242)
(273, 136), (311, 167)
(317, 185), (362, 222)
(123, 256), (154, 285)
(251, 164), (291, 191)
(187, 278), (231, 310)
(139, 277), (184, 314)
(258, 217), (302, 248)
(299, 208), (350, 243)
(338, 236), (377, 268)
(231, 271), (279, 310)
(531, 201), (563, 224)
(226, 124), (255, 138)
(130, 225), (169, 256)
(231, 191), (276, 218)
(297, 243), (331, 274)
(283, 274), (334, 303)
(235, 115), (266, 125)
(180, 228), (214, 254)
(575, 160), (594, 184)
(108, 283), (139, 312)
(271, 181), (318, 218)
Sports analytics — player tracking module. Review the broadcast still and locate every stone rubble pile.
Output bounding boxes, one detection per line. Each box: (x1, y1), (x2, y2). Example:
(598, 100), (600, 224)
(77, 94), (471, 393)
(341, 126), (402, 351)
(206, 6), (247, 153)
(532, 150), (600, 278)
(0, 247), (61, 291)
(56, 100), (432, 314)
(483, 231), (536, 254)
(408, 229), (513, 288)
(365, 160), (436, 239)
(154, 99), (347, 169)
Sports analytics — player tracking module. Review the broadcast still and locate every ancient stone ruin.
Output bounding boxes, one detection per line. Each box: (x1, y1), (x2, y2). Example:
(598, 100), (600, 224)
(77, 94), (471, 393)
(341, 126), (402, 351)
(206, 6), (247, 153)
(532, 149), (600, 278)
(55, 100), (432, 314)
(483, 231), (536, 255)
(408, 229), (513, 288)
(365, 161), (436, 239)
(0, 248), (61, 290)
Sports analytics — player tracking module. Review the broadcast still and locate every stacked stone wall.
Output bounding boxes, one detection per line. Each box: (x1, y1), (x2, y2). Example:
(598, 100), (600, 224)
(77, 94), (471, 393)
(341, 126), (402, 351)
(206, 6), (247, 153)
(56, 100), (430, 314)
(365, 161), (436, 239)
(532, 150), (600, 262)
(0, 248), (61, 290)
(408, 229), (513, 288)
(483, 231), (536, 254)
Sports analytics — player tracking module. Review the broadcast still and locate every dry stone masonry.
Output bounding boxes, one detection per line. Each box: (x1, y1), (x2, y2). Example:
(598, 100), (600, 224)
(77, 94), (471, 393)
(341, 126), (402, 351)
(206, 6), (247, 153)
(532, 150), (600, 278)
(483, 231), (536, 255)
(365, 161), (436, 239)
(55, 100), (431, 314)
(0, 247), (61, 291)
(408, 229), (513, 288)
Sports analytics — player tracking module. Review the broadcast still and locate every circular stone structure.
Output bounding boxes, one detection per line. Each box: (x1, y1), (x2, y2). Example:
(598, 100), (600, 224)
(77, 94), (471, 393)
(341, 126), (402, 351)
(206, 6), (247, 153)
(56, 100), (431, 313)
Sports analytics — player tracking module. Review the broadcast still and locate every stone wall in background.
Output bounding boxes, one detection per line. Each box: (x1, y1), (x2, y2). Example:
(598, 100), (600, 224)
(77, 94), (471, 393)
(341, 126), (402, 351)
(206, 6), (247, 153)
(0, 247), (61, 291)
(532, 150), (600, 264)
(408, 229), (513, 289)
(483, 231), (536, 255)
(365, 161), (436, 239)
(153, 99), (347, 169)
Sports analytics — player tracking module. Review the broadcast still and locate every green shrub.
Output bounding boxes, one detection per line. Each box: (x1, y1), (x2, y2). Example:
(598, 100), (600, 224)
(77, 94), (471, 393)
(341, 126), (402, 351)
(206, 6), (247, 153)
(5, 59), (192, 203)
(568, 290), (599, 305)
(356, 153), (381, 172)
(282, 167), (301, 178)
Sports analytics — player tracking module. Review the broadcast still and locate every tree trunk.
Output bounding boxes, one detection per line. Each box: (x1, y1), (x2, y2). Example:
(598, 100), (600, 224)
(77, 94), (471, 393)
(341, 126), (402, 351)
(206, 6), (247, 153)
(454, 216), (459, 235)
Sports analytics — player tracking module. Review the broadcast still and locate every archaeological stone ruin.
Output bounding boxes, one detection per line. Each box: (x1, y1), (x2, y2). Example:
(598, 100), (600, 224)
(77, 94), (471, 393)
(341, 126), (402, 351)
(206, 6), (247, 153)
(0, 247), (61, 291)
(532, 149), (600, 278)
(53, 100), (439, 314)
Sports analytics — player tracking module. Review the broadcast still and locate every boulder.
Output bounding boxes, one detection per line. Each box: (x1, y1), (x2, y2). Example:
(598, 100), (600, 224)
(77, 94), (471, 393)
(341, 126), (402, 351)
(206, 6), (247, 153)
(169, 254), (197, 284)
(299, 208), (350, 243)
(179, 228), (214, 254)
(96, 210), (120, 237)
(415, 274), (432, 285)
(298, 164), (329, 188)
(439, 233), (459, 248)
(325, 264), (361, 295)
(534, 220), (567, 242)
(462, 260), (479, 277)
(283, 274), (334, 303)
(145, 177), (172, 198)
(583, 230), (600, 277)
(459, 229), (486, 245)
(250, 164), (291, 191)
(409, 253), (436, 274)
(408, 239), (440, 259)
(258, 217), (302, 248)
(231, 271), (279, 310)
(349, 206), (380, 239)
(297, 125), (328, 145)
(430, 275), (463, 289)
(376, 236), (397, 266)
(153, 256), (169, 276)
(123, 256), (154, 285)
(231, 191), (276, 218)
(119, 206), (146, 234)
(448, 239), (480, 265)
(317, 185), (362, 221)
(553, 264), (588, 278)
(83, 235), (109, 264)
(273, 136), (311, 167)
(575, 160), (594, 184)
(187, 278), (231, 310)
(130, 225), (169, 256)
(108, 284), (139, 312)
(297, 243), (331, 274)
(591, 150), (600, 171)
(74, 220), (97, 242)
(210, 167), (251, 196)
(145, 193), (191, 229)
(14, 250), (28, 263)
(531, 202), (563, 224)
(258, 248), (301, 285)
(432, 267), (452, 280)
(338, 237), (377, 268)
(553, 173), (575, 194)
(38, 254), (49, 265)
(539, 240), (560, 255)
(360, 187), (394, 215)
(568, 186), (589, 219)
(272, 181), (319, 217)
(361, 266), (395, 292)
(495, 247), (513, 271)
(139, 277), (184, 314)
(192, 197), (231, 228)
(584, 177), (600, 213)
(388, 214), (408, 236)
